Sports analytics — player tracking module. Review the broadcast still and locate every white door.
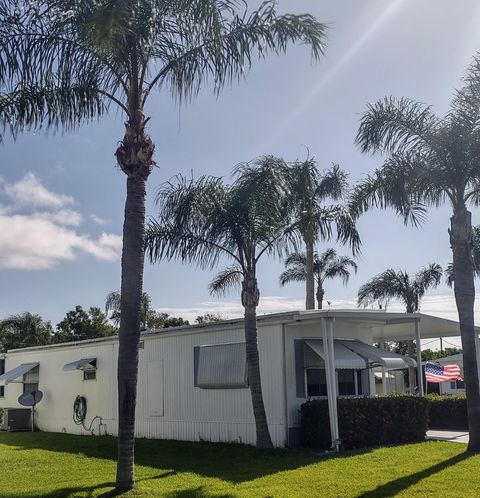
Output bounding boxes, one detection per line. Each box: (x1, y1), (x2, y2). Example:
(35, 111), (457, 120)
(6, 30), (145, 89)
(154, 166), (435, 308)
(147, 360), (164, 417)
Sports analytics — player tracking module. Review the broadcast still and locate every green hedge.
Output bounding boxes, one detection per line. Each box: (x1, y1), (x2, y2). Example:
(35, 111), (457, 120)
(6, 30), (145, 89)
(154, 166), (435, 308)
(427, 394), (468, 430)
(300, 396), (429, 450)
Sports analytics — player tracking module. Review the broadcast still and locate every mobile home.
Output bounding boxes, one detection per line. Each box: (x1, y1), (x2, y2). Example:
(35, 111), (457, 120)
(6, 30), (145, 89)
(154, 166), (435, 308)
(0, 310), (473, 447)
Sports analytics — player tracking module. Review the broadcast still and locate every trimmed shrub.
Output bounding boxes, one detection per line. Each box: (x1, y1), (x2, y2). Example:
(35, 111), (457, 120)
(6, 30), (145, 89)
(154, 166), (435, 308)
(301, 396), (429, 450)
(427, 394), (468, 430)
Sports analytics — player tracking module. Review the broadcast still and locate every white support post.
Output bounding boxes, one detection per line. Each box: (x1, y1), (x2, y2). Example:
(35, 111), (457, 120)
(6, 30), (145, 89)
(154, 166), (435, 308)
(322, 317), (339, 451)
(379, 338), (387, 396)
(415, 319), (424, 396)
(475, 332), (480, 395)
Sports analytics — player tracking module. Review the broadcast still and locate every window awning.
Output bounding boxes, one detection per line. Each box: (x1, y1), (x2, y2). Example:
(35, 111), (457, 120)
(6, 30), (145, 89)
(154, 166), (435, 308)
(63, 358), (96, 371)
(0, 362), (39, 385)
(305, 340), (367, 370)
(340, 340), (416, 370)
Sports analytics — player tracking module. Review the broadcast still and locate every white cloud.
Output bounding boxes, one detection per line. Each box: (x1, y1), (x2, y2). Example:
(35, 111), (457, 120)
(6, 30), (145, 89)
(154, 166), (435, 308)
(0, 214), (122, 270)
(90, 214), (107, 225)
(0, 172), (122, 270)
(4, 172), (74, 208)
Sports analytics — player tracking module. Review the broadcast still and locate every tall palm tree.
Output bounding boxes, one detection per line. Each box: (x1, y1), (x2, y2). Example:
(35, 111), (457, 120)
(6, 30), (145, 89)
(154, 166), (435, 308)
(145, 156), (298, 449)
(0, 1), (327, 488)
(352, 55), (480, 452)
(280, 248), (357, 309)
(289, 160), (360, 309)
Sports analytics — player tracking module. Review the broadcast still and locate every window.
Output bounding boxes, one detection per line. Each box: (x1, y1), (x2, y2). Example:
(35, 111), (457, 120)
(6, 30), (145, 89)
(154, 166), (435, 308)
(0, 359), (4, 398)
(83, 370), (96, 381)
(194, 343), (248, 389)
(23, 365), (39, 394)
(451, 380), (465, 389)
(306, 369), (327, 396)
(338, 370), (356, 396)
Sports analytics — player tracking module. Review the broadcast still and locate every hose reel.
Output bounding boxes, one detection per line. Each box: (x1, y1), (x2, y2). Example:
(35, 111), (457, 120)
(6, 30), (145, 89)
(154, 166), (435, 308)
(73, 395), (103, 434)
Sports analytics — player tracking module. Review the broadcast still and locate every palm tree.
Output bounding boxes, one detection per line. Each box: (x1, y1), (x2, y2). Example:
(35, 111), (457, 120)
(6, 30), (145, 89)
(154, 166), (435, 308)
(280, 248), (357, 309)
(0, 313), (53, 351)
(145, 156), (298, 449)
(0, 1), (327, 488)
(357, 264), (442, 313)
(357, 264), (442, 391)
(288, 160), (360, 309)
(352, 55), (480, 451)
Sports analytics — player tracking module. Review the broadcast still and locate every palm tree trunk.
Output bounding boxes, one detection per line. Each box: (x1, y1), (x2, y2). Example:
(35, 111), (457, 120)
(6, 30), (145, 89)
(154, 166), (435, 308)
(450, 206), (480, 452)
(242, 273), (273, 449)
(305, 239), (315, 310)
(316, 283), (324, 310)
(115, 111), (154, 490)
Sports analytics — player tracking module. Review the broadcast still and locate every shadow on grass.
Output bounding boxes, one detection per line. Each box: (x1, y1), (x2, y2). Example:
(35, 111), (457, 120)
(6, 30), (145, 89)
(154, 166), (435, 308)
(0, 471), (178, 498)
(358, 451), (472, 497)
(0, 431), (330, 484)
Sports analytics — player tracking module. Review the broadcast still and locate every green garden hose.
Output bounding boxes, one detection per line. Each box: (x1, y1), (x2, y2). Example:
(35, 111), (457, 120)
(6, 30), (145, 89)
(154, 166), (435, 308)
(73, 395), (101, 432)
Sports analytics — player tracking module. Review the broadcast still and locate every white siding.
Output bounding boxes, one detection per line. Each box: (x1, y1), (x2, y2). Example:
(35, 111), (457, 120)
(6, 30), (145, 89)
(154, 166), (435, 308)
(0, 322), (286, 447)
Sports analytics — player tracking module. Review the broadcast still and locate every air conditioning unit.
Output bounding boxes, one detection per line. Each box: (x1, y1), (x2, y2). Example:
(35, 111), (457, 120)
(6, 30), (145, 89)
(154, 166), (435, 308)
(0, 408), (31, 431)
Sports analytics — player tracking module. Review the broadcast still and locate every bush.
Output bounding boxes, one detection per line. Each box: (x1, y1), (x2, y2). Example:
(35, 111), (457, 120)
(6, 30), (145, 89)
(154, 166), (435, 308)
(300, 396), (429, 450)
(427, 394), (468, 430)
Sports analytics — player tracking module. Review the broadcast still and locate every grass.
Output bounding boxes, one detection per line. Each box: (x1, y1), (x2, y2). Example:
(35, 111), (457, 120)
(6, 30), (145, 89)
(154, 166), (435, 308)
(0, 432), (478, 497)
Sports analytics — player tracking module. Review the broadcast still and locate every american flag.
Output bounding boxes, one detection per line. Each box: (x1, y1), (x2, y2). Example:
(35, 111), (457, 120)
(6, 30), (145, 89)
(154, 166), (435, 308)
(425, 362), (463, 383)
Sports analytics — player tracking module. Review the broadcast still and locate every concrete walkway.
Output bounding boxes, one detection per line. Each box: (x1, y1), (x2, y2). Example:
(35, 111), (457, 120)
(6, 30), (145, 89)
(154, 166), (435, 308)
(426, 430), (469, 443)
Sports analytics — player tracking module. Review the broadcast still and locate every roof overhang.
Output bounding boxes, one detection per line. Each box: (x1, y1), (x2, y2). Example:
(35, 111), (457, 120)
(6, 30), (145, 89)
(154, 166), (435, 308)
(63, 358), (96, 371)
(305, 339), (368, 369)
(0, 362), (39, 385)
(340, 339), (416, 369)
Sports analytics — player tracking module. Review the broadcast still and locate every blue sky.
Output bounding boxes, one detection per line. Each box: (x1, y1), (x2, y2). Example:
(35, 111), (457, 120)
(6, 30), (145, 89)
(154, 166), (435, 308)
(2, 0), (480, 341)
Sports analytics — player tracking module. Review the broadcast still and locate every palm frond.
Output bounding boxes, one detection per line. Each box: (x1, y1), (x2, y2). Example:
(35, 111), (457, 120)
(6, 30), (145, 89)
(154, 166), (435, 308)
(357, 269), (407, 308)
(349, 153), (428, 227)
(279, 266), (306, 286)
(147, 0), (327, 101)
(355, 96), (439, 155)
(316, 163), (348, 201)
(323, 255), (358, 285)
(414, 263), (442, 296)
(209, 265), (243, 296)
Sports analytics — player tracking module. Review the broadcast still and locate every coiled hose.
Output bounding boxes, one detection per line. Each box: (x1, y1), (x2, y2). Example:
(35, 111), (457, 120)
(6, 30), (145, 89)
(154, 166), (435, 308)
(73, 395), (102, 433)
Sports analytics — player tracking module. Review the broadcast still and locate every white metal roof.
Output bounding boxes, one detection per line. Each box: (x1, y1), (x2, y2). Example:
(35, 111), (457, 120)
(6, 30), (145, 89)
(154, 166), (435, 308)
(4, 309), (476, 354)
(0, 362), (39, 385)
(305, 339), (367, 370)
(340, 340), (416, 369)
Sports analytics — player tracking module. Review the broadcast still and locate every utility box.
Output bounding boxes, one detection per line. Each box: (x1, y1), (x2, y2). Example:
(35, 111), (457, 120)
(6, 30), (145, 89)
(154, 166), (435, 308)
(0, 408), (31, 431)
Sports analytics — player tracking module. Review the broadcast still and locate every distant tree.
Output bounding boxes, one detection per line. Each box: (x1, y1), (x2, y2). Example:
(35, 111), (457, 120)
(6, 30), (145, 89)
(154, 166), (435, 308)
(105, 291), (188, 329)
(422, 347), (462, 362)
(161, 316), (190, 328)
(105, 291), (152, 329)
(54, 306), (116, 343)
(280, 248), (357, 309)
(0, 313), (53, 351)
(288, 160), (360, 309)
(195, 313), (224, 324)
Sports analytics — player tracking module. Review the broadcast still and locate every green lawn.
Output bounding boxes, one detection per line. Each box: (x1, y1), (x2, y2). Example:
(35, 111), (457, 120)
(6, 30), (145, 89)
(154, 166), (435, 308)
(0, 432), (478, 497)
